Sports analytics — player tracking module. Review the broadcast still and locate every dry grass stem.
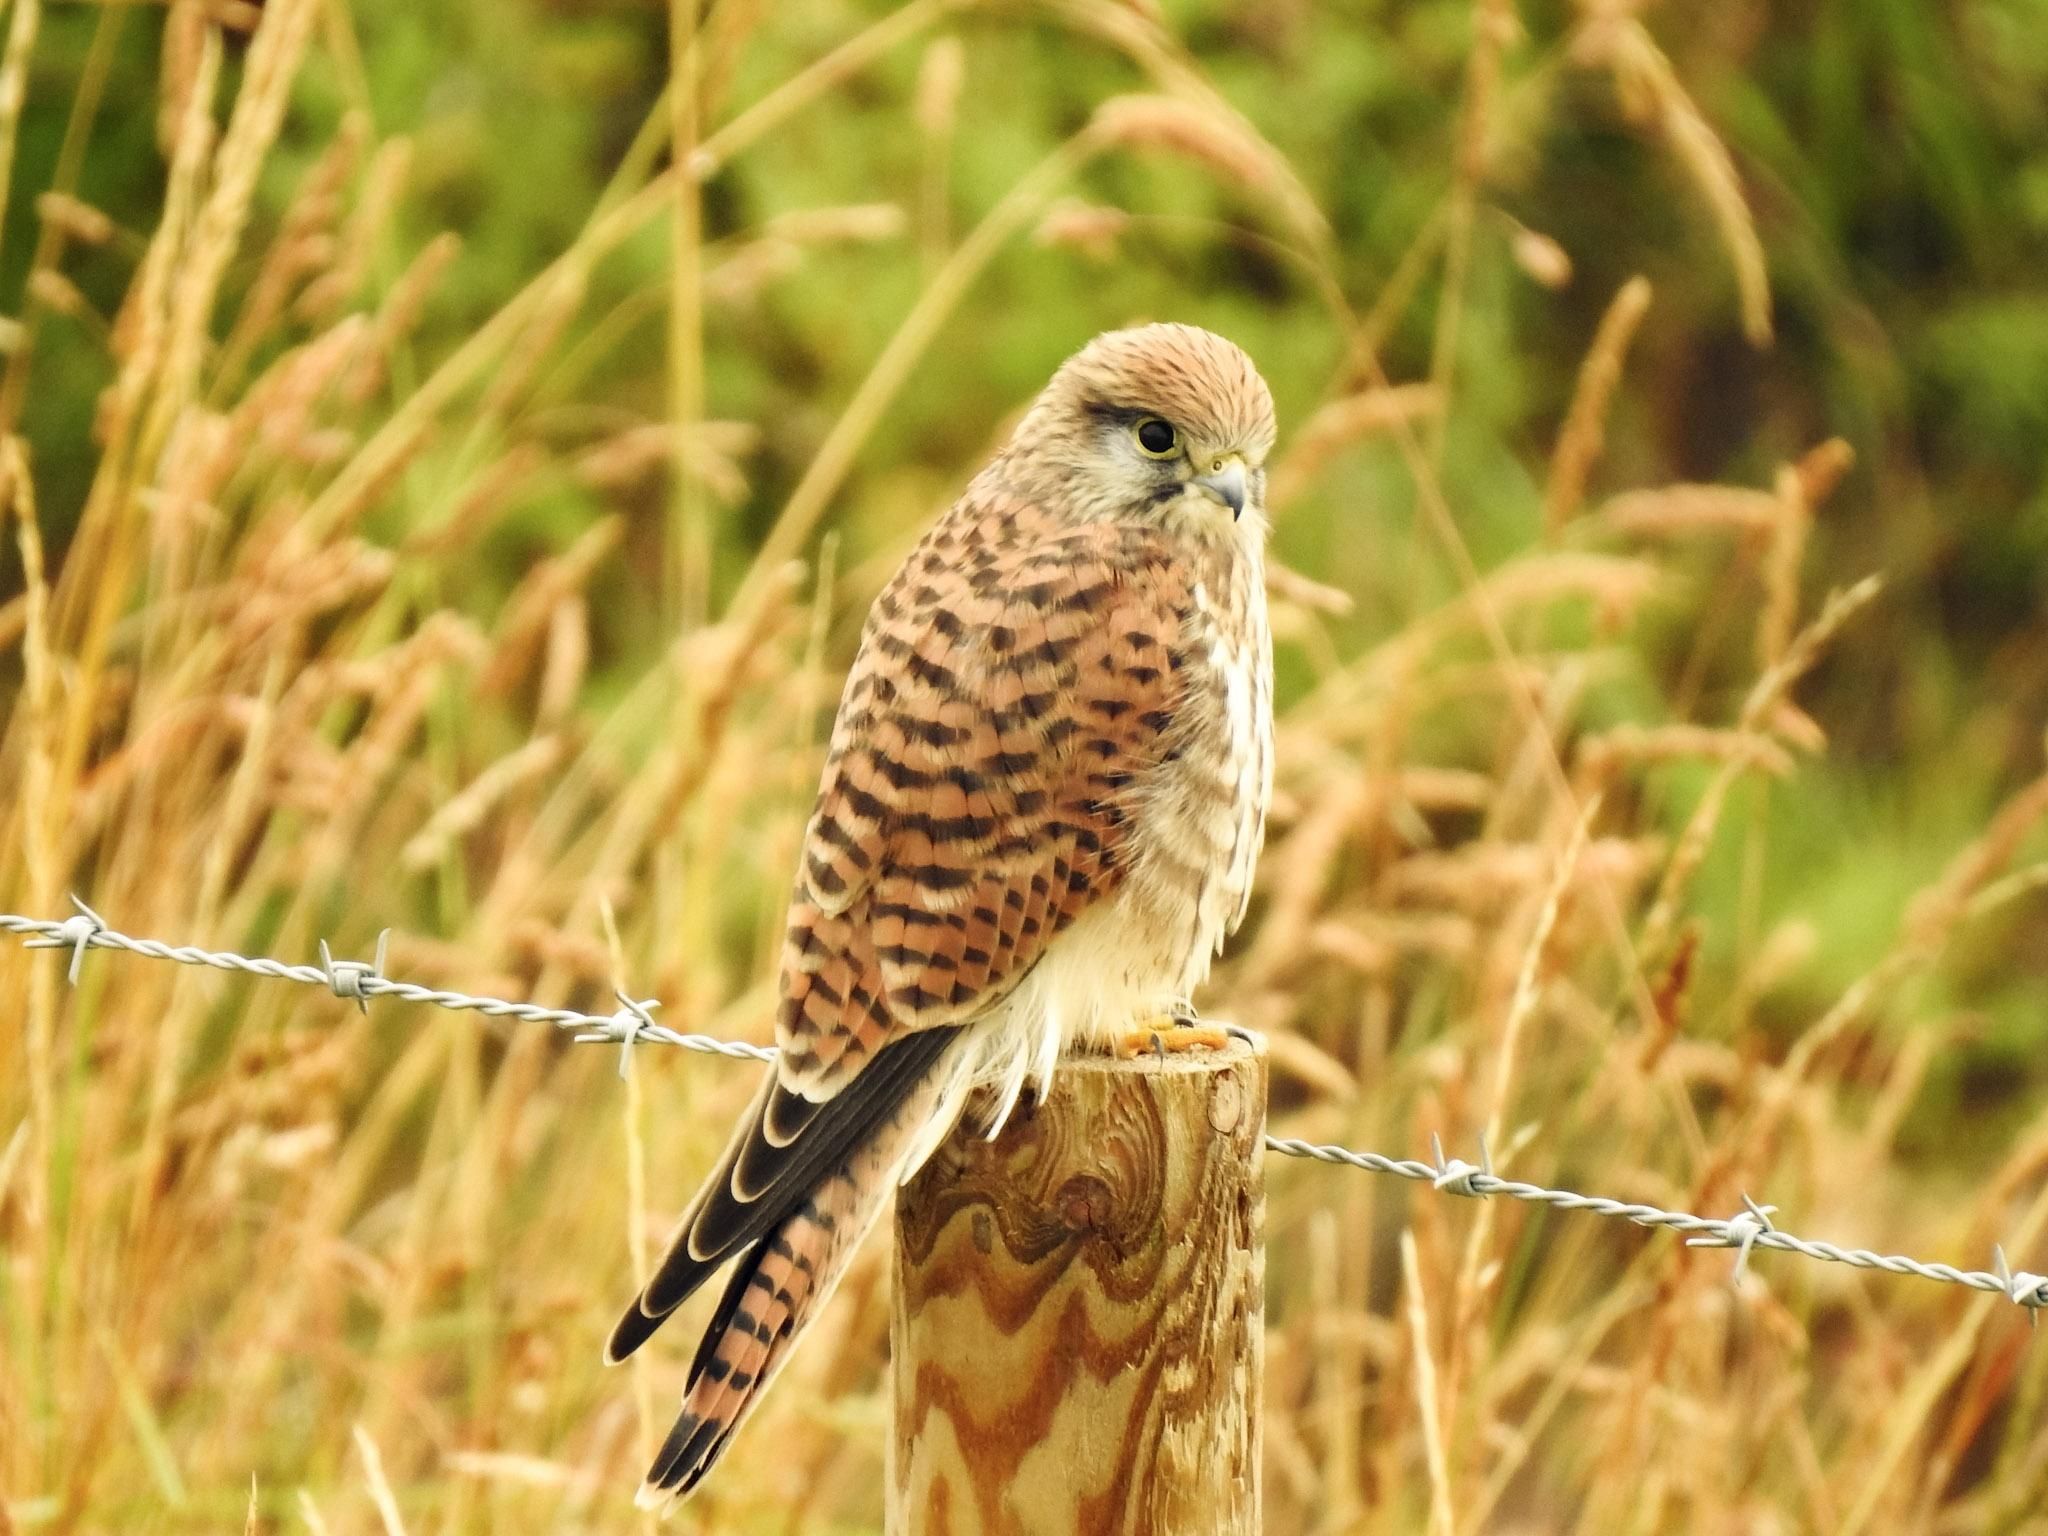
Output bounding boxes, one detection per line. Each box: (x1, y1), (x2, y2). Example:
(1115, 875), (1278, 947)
(1402, 1231), (1456, 1536)
(1543, 275), (1652, 538)
(1428, 0), (1521, 461)
(1578, 16), (1771, 345)
(353, 1425), (412, 1536)
(1596, 482), (1783, 538)
(0, 0), (46, 250)
(1639, 576), (1882, 958)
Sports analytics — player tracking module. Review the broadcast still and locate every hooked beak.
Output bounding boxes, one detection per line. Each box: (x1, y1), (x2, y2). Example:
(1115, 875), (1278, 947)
(1194, 458), (1248, 520)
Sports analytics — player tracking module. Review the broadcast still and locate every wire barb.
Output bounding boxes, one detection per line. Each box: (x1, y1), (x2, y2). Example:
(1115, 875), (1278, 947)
(577, 991), (662, 1079)
(1994, 1245), (2048, 1326)
(21, 894), (108, 986)
(1687, 1193), (1778, 1286)
(318, 930), (390, 1013)
(1429, 1131), (1493, 1197)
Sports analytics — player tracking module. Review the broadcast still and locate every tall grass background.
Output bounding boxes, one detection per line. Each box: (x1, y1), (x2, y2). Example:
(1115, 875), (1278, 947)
(3, 0), (2048, 1530)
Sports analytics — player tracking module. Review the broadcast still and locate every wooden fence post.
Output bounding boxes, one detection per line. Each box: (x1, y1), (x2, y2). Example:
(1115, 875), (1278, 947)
(890, 1037), (1266, 1535)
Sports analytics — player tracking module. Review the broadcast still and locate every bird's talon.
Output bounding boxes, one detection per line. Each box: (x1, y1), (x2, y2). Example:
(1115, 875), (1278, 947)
(1114, 1018), (1235, 1058)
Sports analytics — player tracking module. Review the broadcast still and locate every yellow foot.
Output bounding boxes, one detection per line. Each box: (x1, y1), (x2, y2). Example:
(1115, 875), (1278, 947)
(1113, 1018), (1235, 1060)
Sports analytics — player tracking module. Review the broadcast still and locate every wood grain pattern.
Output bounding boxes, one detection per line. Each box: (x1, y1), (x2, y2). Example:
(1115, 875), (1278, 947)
(890, 1039), (1265, 1535)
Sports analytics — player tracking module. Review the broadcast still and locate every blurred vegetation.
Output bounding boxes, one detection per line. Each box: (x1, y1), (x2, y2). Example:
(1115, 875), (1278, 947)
(3, 0), (2048, 1530)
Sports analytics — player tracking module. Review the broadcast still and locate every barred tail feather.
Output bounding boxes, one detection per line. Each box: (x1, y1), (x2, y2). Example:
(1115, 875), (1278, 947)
(634, 1202), (832, 1506)
(629, 1058), (956, 1508)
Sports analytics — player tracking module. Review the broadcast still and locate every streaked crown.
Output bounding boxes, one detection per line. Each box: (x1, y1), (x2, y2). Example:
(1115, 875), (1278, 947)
(1051, 322), (1277, 462)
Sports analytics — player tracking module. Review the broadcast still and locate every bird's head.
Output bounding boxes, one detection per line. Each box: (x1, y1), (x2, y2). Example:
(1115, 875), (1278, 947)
(1010, 323), (1277, 537)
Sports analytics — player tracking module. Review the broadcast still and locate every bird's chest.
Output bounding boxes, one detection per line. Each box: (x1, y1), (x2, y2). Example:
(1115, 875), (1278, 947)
(1123, 563), (1274, 985)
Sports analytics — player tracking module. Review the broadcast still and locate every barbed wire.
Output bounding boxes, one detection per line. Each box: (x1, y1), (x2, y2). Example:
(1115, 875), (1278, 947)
(5, 897), (2044, 1319)
(0, 899), (775, 1069)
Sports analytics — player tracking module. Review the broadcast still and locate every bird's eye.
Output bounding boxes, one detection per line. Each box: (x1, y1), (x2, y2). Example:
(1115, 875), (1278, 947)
(1133, 417), (1179, 458)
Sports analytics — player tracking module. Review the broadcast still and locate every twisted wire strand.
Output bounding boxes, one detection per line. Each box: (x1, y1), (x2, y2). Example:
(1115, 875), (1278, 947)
(1262, 1135), (2045, 1306)
(0, 908), (776, 1063)
(6, 903), (2042, 1313)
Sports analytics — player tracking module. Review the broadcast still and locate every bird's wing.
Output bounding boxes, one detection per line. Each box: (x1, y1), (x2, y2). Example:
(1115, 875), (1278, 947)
(612, 498), (1191, 1339)
(780, 507), (1193, 1086)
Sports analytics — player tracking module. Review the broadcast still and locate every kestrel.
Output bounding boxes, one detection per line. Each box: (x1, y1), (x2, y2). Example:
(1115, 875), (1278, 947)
(606, 323), (1278, 1506)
